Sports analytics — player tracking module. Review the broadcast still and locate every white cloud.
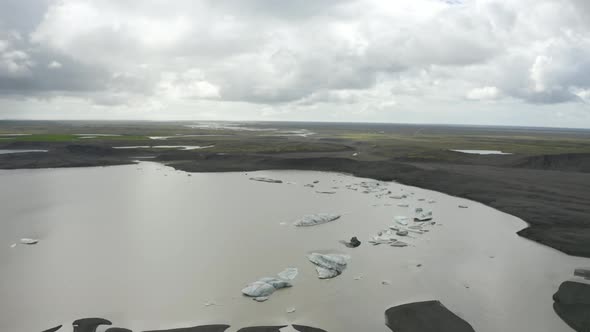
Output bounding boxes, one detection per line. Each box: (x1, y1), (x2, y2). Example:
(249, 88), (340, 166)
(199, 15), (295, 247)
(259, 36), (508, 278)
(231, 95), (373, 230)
(157, 70), (220, 100)
(48, 60), (62, 69)
(467, 86), (501, 100)
(0, 0), (588, 126)
(0, 36), (33, 77)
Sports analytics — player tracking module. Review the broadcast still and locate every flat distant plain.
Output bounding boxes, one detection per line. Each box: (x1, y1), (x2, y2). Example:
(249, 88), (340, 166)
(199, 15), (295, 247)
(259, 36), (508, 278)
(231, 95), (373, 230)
(1, 120), (590, 257)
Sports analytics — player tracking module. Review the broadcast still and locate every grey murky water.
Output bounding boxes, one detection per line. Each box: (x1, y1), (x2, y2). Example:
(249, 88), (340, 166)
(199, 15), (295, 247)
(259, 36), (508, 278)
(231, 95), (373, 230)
(0, 163), (587, 332)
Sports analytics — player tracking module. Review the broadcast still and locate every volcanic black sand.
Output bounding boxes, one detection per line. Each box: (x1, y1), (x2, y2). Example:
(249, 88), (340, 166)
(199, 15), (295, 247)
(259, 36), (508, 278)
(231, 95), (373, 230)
(47, 319), (329, 332)
(48, 306), (475, 332)
(385, 300), (476, 332)
(553, 281), (590, 331)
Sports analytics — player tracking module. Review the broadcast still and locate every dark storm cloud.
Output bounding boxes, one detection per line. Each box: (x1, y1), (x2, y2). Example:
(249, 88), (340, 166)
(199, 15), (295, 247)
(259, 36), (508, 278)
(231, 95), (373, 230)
(0, 53), (109, 94)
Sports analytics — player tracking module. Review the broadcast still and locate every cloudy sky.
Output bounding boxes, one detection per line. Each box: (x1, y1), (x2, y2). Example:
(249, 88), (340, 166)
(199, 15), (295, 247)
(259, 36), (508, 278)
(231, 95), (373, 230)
(1, 0), (590, 127)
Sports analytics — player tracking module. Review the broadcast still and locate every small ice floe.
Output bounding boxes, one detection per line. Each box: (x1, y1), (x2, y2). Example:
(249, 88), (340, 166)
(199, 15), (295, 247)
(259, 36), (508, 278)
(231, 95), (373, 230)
(390, 195), (407, 199)
(428, 200), (436, 204)
(381, 280), (392, 285)
(277, 268), (299, 281)
(20, 238), (39, 245)
(204, 301), (217, 307)
(242, 271), (295, 302)
(459, 205), (469, 209)
(313, 180), (319, 184)
(346, 181), (391, 197)
(249, 177), (283, 184)
(391, 225), (421, 236)
(369, 230), (408, 247)
(10, 243), (16, 248)
(418, 198), (425, 201)
(352, 153), (358, 157)
(316, 191), (336, 194)
(396, 230), (409, 236)
(307, 253), (349, 279)
(414, 211), (433, 222)
(394, 216), (409, 226)
(294, 213), (340, 227)
(286, 307), (296, 314)
(304, 184), (315, 188)
(398, 203), (409, 207)
(353, 275), (363, 280)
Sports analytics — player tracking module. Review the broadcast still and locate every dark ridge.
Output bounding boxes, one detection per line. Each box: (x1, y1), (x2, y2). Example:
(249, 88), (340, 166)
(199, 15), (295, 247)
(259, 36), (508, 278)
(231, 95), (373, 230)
(0, 145), (134, 169)
(42, 325), (62, 332)
(513, 153), (590, 172)
(292, 325), (328, 332)
(385, 300), (476, 332)
(73, 318), (112, 332)
(553, 281), (590, 332)
(143, 325), (230, 332)
(63, 144), (117, 155)
(518, 226), (590, 258)
(235, 327), (287, 332)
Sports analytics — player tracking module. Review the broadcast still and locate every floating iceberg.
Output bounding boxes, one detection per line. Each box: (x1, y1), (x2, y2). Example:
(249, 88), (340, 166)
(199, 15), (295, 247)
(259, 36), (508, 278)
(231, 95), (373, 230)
(369, 230), (409, 247)
(241, 269), (296, 301)
(20, 238), (38, 245)
(278, 268), (299, 281)
(294, 213), (340, 227)
(390, 195), (407, 199)
(415, 211), (433, 222)
(394, 216), (409, 226)
(307, 253), (349, 279)
(242, 281), (277, 298)
(249, 177), (283, 184)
